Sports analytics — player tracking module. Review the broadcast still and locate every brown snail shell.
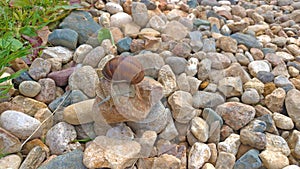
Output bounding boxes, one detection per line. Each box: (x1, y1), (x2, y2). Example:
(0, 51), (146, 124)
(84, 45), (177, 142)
(102, 56), (145, 84)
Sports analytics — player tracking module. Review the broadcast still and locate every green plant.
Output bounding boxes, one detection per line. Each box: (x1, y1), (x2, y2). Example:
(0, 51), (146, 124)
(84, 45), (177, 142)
(98, 28), (116, 46)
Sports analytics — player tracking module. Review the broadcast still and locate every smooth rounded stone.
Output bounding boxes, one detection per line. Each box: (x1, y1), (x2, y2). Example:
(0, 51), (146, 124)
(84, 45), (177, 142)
(218, 133), (240, 156)
(82, 46), (105, 68)
(202, 163), (216, 169)
(149, 15), (166, 32)
(177, 73), (190, 92)
(46, 122), (78, 155)
(59, 10), (101, 47)
(272, 62), (290, 78)
(287, 44), (300, 56)
(185, 57), (198, 77)
(289, 66), (300, 77)
(256, 71), (274, 83)
(206, 52), (231, 69)
(193, 91), (225, 109)
(73, 44), (93, 63)
(152, 154), (181, 169)
(0, 110), (42, 139)
(218, 77), (243, 98)
(163, 20), (188, 41)
(131, 2), (149, 27)
(19, 146), (46, 169)
(233, 149), (262, 169)
(276, 51), (294, 62)
(38, 149), (86, 169)
(190, 117), (209, 142)
(231, 5), (246, 17)
(48, 29), (78, 50)
(259, 150), (289, 169)
(288, 130), (300, 159)
(231, 33), (262, 49)
(19, 81), (41, 97)
(277, 0), (293, 6)
(197, 58), (211, 81)
(216, 102), (255, 130)
(285, 89), (300, 129)
(266, 133), (290, 156)
(243, 78), (265, 94)
(264, 53), (281, 67)
(11, 95), (47, 116)
(172, 42), (191, 58)
(110, 12), (133, 28)
(0, 127), (22, 154)
(41, 46), (73, 64)
(116, 37), (132, 53)
(273, 112), (294, 130)
(135, 53), (164, 78)
(168, 91), (196, 123)
(47, 58), (63, 72)
(188, 142), (211, 169)
(202, 38), (216, 53)
(215, 152), (236, 169)
(265, 87), (286, 113)
(216, 36), (237, 53)
(122, 22), (140, 37)
(28, 58), (51, 81)
(83, 135), (141, 169)
(274, 75), (293, 87)
(250, 48), (264, 60)
(47, 67), (76, 87)
(13, 71), (33, 88)
(201, 0), (220, 6)
(0, 154), (22, 169)
(271, 37), (287, 47)
(34, 78), (56, 104)
(227, 21), (249, 33)
(105, 2), (123, 14)
(69, 66), (99, 98)
(240, 128), (266, 150)
(248, 60), (271, 77)
(158, 65), (176, 96)
(63, 99), (94, 125)
(283, 165), (300, 169)
(241, 88), (260, 104)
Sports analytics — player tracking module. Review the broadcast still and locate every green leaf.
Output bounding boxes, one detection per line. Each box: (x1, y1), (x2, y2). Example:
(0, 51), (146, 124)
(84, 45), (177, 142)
(20, 26), (37, 37)
(0, 38), (23, 52)
(10, 0), (31, 8)
(98, 28), (113, 45)
(53, 4), (82, 10)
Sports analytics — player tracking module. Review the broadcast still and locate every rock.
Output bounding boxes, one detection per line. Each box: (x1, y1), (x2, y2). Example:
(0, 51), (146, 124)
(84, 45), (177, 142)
(110, 12), (133, 28)
(82, 46), (106, 68)
(289, 9), (300, 23)
(177, 73), (190, 92)
(285, 89), (300, 129)
(243, 78), (265, 94)
(149, 15), (165, 32)
(193, 91), (225, 109)
(83, 136), (141, 168)
(48, 29), (78, 50)
(273, 112), (294, 130)
(265, 87), (286, 113)
(248, 61), (271, 77)
(241, 88), (260, 104)
(0, 154), (22, 169)
(105, 2), (123, 14)
(10, 58), (28, 71)
(165, 56), (187, 75)
(231, 5), (246, 18)
(197, 58), (211, 81)
(202, 38), (216, 52)
(188, 142), (211, 169)
(233, 149), (262, 169)
(202, 108), (223, 143)
(168, 91), (196, 123)
(69, 66), (99, 98)
(163, 20), (188, 41)
(283, 165), (300, 169)
(259, 150), (289, 169)
(276, 51), (294, 62)
(158, 65), (176, 96)
(0, 110), (42, 139)
(216, 102), (255, 130)
(185, 57), (198, 77)
(19, 81), (41, 97)
(274, 75), (293, 88)
(19, 146), (46, 169)
(46, 58), (62, 72)
(59, 11), (101, 47)
(35, 78), (56, 104)
(12, 71), (33, 88)
(11, 95), (47, 116)
(266, 133), (290, 156)
(34, 108), (53, 138)
(172, 42), (192, 58)
(152, 154), (181, 169)
(191, 117), (209, 142)
(63, 99), (94, 125)
(135, 130), (157, 157)
(28, 58), (51, 81)
(256, 71), (274, 83)
(218, 77), (243, 98)
(188, 76), (201, 95)
(218, 133), (240, 156)
(122, 22), (140, 36)
(47, 67), (75, 87)
(240, 128), (266, 150)
(288, 130), (300, 159)
(224, 63), (251, 84)
(216, 36), (237, 53)
(0, 127), (22, 154)
(73, 44), (93, 63)
(159, 109), (179, 140)
(22, 138), (50, 156)
(206, 52), (231, 69)
(116, 37), (132, 53)
(272, 62), (290, 78)
(132, 2), (149, 27)
(106, 123), (134, 140)
(231, 33), (262, 49)
(135, 53), (164, 78)
(215, 152), (236, 169)
(287, 44), (300, 56)
(41, 46), (73, 64)
(38, 149), (86, 169)
(227, 22), (249, 33)
(45, 122), (78, 155)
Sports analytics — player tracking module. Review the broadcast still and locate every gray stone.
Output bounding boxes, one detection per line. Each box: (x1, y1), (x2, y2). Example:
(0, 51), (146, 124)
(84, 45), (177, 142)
(218, 77), (243, 98)
(218, 133), (240, 156)
(206, 52), (231, 69)
(159, 108), (179, 140)
(59, 11), (101, 47)
(105, 2), (123, 14)
(240, 128), (266, 150)
(165, 56), (187, 75)
(74, 44), (94, 63)
(215, 152), (236, 169)
(132, 2), (149, 27)
(256, 71), (274, 83)
(241, 88), (260, 104)
(231, 33), (262, 49)
(13, 71), (34, 88)
(285, 89), (300, 129)
(164, 21), (188, 41)
(233, 149), (262, 169)
(0, 127), (22, 154)
(197, 58), (211, 81)
(48, 29), (78, 50)
(41, 46), (73, 64)
(110, 12), (133, 28)
(19, 146), (46, 169)
(0, 154), (22, 169)
(19, 81), (41, 97)
(193, 91), (225, 109)
(35, 78), (56, 104)
(28, 58), (51, 80)
(82, 46), (105, 68)
(202, 38), (216, 52)
(135, 53), (164, 78)
(149, 15), (166, 32)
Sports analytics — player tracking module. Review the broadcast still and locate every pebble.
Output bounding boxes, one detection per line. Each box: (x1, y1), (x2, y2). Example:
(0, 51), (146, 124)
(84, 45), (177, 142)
(256, 71), (274, 83)
(218, 133), (240, 156)
(165, 56), (187, 75)
(35, 78), (56, 104)
(163, 20), (188, 41)
(197, 58), (211, 80)
(19, 146), (46, 169)
(12, 71), (33, 88)
(240, 127), (266, 150)
(73, 44), (93, 63)
(105, 2), (123, 14)
(41, 46), (73, 64)
(0, 110), (42, 139)
(177, 73), (190, 92)
(48, 29), (78, 50)
(248, 60), (271, 77)
(241, 88), (260, 104)
(82, 46), (106, 68)
(188, 142), (211, 169)
(28, 58), (51, 81)
(152, 154), (181, 169)
(264, 87), (286, 113)
(190, 117), (209, 142)
(11, 95), (47, 116)
(193, 91), (225, 109)
(206, 52), (231, 69)
(132, 2), (149, 27)
(19, 81), (41, 97)
(157, 65), (177, 96)
(0, 154), (22, 169)
(159, 109), (178, 140)
(215, 152), (236, 169)
(285, 89), (300, 129)
(46, 58), (62, 72)
(218, 76), (243, 98)
(216, 36), (237, 53)
(172, 42), (192, 58)
(266, 133), (290, 156)
(0, 127), (22, 154)
(273, 112), (294, 130)
(63, 99), (94, 125)
(47, 67), (76, 87)
(231, 33), (262, 49)
(110, 12), (133, 28)
(116, 37), (132, 53)
(233, 149), (262, 169)
(135, 53), (165, 78)
(259, 150), (289, 169)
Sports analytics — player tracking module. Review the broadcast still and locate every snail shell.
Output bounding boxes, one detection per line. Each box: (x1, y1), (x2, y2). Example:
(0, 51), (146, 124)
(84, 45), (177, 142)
(102, 56), (145, 84)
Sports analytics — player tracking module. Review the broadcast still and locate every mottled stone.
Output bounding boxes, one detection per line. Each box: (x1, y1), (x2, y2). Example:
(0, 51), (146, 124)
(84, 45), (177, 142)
(164, 20), (188, 41)
(265, 87), (286, 113)
(234, 149), (262, 169)
(240, 128), (266, 150)
(41, 46), (73, 64)
(191, 117), (209, 142)
(73, 44), (93, 63)
(28, 58), (51, 81)
(0, 127), (22, 154)
(248, 61), (271, 77)
(193, 91), (225, 109)
(0, 154), (22, 169)
(188, 142), (211, 169)
(63, 99), (94, 125)
(215, 152), (235, 169)
(273, 112), (294, 130)
(135, 53), (165, 78)
(259, 150), (289, 169)
(35, 78), (56, 104)
(132, 2), (149, 27)
(19, 146), (46, 169)
(218, 77), (243, 98)
(19, 81), (41, 97)
(105, 2), (123, 14)
(243, 78), (264, 94)
(224, 63), (251, 84)
(241, 88), (260, 104)
(206, 52), (231, 69)
(177, 73), (190, 92)
(285, 89), (300, 129)
(152, 154), (181, 169)
(11, 95), (47, 116)
(110, 12), (133, 28)
(218, 133), (240, 156)
(266, 133), (290, 156)
(82, 46), (106, 68)
(216, 36), (237, 53)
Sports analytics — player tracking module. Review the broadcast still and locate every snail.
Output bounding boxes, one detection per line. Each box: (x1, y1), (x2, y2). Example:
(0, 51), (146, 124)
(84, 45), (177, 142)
(102, 56), (145, 84)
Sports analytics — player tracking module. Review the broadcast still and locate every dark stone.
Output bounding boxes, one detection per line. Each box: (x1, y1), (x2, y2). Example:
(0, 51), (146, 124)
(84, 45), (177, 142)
(234, 149), (262, 169)
(256, 71), (274, 83)
(38, 149), (87, 169)
(261, 48), (275, 55)
(13, 71), (34, 88)
(59, 10), (101, 47)
(116, 37), (132, 53)
(48, 29), (78, 50)
(287, 61), (300, 71)
(200, 0), (220, 6)
(187, 0), (198, 8)
(193, 19), (211, 27)
(47, 67), (76, 87)
(257, 114), (278, 134)
(231, 33), (262, 49)
(140, 0), (157, 10)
